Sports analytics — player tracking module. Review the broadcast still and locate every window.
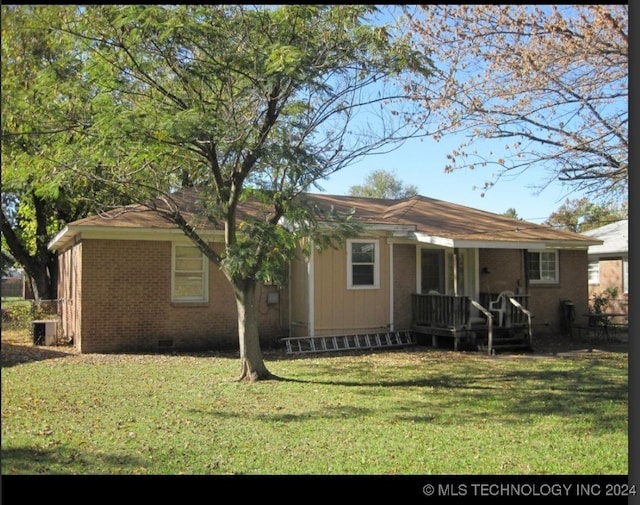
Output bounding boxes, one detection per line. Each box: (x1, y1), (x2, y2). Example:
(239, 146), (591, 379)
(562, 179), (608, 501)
(623, 258), (628, 294)
(526, 250), (558, 283)
(347, 239), (379, 289)
(588, 260), (600, 284)
(172, 244), (208, 302)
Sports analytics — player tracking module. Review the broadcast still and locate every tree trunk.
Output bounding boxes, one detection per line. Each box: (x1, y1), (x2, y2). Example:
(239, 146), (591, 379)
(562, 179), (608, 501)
(232, 278), (276, 382)
(1, 196), (58, 302)
(26, 260), (57, 301)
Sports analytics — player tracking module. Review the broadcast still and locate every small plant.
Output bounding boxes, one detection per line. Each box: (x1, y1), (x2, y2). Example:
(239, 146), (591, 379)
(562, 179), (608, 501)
(0, 299), (58, 330)
(0, 301), (33, 328)
(590, 286), (619, 314)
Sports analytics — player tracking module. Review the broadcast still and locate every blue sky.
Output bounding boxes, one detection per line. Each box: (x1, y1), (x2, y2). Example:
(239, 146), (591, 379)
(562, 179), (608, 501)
(313, 135), (585, 225)
(309, 4), (618, 226)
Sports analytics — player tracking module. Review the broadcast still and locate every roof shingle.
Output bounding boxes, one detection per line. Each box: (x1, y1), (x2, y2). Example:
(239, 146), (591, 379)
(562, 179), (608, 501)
(49, 189), (601, 250)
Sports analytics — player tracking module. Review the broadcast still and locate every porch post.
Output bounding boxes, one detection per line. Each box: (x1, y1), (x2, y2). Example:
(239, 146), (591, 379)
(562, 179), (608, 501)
(453, 247), (459, 296)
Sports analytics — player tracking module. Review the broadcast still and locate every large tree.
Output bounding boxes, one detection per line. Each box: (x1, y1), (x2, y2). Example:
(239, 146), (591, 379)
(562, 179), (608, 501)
(402, 5), (628, 202)
(1, 5), (117, 301)
(53, 5), (430, 381)
(349, 169), (418, 199)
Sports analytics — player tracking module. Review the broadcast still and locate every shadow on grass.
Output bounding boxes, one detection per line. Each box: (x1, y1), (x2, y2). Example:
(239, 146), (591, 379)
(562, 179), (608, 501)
(231, 354), (628, 434)
(0, 445), (146, 474)
(0, 343), (75, 368)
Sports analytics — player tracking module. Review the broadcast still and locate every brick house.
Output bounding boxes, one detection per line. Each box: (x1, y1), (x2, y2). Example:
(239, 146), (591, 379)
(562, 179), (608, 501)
(583, 220), (628, 316)
(48, 191), (601, 353)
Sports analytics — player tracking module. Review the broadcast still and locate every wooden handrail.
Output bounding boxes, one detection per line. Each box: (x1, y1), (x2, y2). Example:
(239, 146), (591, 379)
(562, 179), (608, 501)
(470, 299), (493, 355)
(507, 296), (533, 346)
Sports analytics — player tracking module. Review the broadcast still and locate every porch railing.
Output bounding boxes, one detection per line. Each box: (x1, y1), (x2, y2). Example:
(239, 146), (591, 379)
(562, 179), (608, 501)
(411, 293), (471, 329)
(470, 299), (493, 353)
(411, 292), (532, 354)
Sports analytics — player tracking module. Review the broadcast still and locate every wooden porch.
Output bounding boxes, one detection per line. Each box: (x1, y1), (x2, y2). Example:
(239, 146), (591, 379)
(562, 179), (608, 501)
(411, 292), (533, 354)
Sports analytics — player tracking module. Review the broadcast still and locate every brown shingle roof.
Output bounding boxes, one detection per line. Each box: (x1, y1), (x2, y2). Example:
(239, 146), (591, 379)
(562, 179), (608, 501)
(302, 193), (598, 245)
(49, 189), (601, 250)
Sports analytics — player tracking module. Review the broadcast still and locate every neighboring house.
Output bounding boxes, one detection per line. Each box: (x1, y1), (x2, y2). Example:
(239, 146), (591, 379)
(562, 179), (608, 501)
(582, 219), (628, 315)
(1, 268), (26, 299)
(48, 190), (601, 353)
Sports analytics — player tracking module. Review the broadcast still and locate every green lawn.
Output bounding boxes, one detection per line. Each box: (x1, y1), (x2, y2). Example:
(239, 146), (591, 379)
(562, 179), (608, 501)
(0, 329), (628, 475)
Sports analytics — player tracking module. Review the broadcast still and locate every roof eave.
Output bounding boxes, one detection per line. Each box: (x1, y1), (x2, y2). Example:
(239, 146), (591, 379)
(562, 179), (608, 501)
(48, 225), (222, 252)
(48, 225), (73, 252)
(412, 233), (600, 250)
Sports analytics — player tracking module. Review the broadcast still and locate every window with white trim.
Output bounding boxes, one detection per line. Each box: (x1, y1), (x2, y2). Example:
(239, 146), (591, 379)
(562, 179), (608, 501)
(172, 244), (208, 302)
(526, 250), (558, 283)
(347, 239), (379, 289)
(623, 258), (628, 294)
(588, 260), (600, 284)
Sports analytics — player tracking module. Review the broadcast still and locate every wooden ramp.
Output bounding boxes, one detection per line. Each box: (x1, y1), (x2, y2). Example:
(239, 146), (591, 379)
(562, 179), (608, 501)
(282, 330), (414, 355)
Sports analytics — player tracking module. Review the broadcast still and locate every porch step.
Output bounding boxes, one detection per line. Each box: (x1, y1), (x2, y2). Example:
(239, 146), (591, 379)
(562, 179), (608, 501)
(479, 342), (531, 354)
(282, 330), (415, 355)
(475, 328), (532, 354)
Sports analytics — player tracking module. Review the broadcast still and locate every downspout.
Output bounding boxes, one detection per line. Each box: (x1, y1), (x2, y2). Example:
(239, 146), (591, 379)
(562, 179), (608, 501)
(389, 241), (394, 331)
(521, 248), (529, 294)
(308, 243), (315, 337)
(288, 261), (292, 335)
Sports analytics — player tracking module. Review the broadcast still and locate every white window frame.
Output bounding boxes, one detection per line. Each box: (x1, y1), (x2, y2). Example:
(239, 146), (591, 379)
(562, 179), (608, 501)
(623, 257), (628, 294)
(172, 243), (209, 302)
(588, 260), (600, 284)
(527, 249), (559, 284)
(347, 239), (380, 290)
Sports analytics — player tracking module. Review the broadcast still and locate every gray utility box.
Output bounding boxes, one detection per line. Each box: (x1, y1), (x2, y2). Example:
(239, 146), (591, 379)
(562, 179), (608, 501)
(32, 320), (57, 346)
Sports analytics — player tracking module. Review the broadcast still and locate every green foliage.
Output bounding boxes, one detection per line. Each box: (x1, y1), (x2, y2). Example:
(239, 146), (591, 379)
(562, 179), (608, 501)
(0, 301), (33, 328)
(0, 339), (628, 474)
(0, 299), (58, 330)
(2, 5), (135, 297)
(590, 286), (619, 314)
(503, 208), (520, 219)
(349, 169), (419, 199)
(61, 5), (430, 285)
(220, 191), (363, 284)
(545, 198), (628, 233)
(4, 5), (434, 370)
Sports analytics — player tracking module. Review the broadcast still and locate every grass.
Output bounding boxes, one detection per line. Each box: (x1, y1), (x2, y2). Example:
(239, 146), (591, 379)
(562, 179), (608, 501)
(0, 328), (628, 475)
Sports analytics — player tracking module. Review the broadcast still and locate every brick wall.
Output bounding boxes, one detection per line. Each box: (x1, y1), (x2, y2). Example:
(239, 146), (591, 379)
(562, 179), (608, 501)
(78, 239), (288, 353)
(478, 248), (589, 336)
(478, 249), (525, 295)
(589, 258), (628, 314)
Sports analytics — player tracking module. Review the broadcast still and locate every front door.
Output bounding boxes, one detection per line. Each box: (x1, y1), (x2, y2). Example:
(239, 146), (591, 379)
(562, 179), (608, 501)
(420, 248), (477, 297)
(421, 249), (444, 293)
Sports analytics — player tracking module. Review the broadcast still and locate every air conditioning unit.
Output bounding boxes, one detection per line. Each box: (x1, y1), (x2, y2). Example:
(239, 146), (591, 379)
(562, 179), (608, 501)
(32, 320), (57, 346)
